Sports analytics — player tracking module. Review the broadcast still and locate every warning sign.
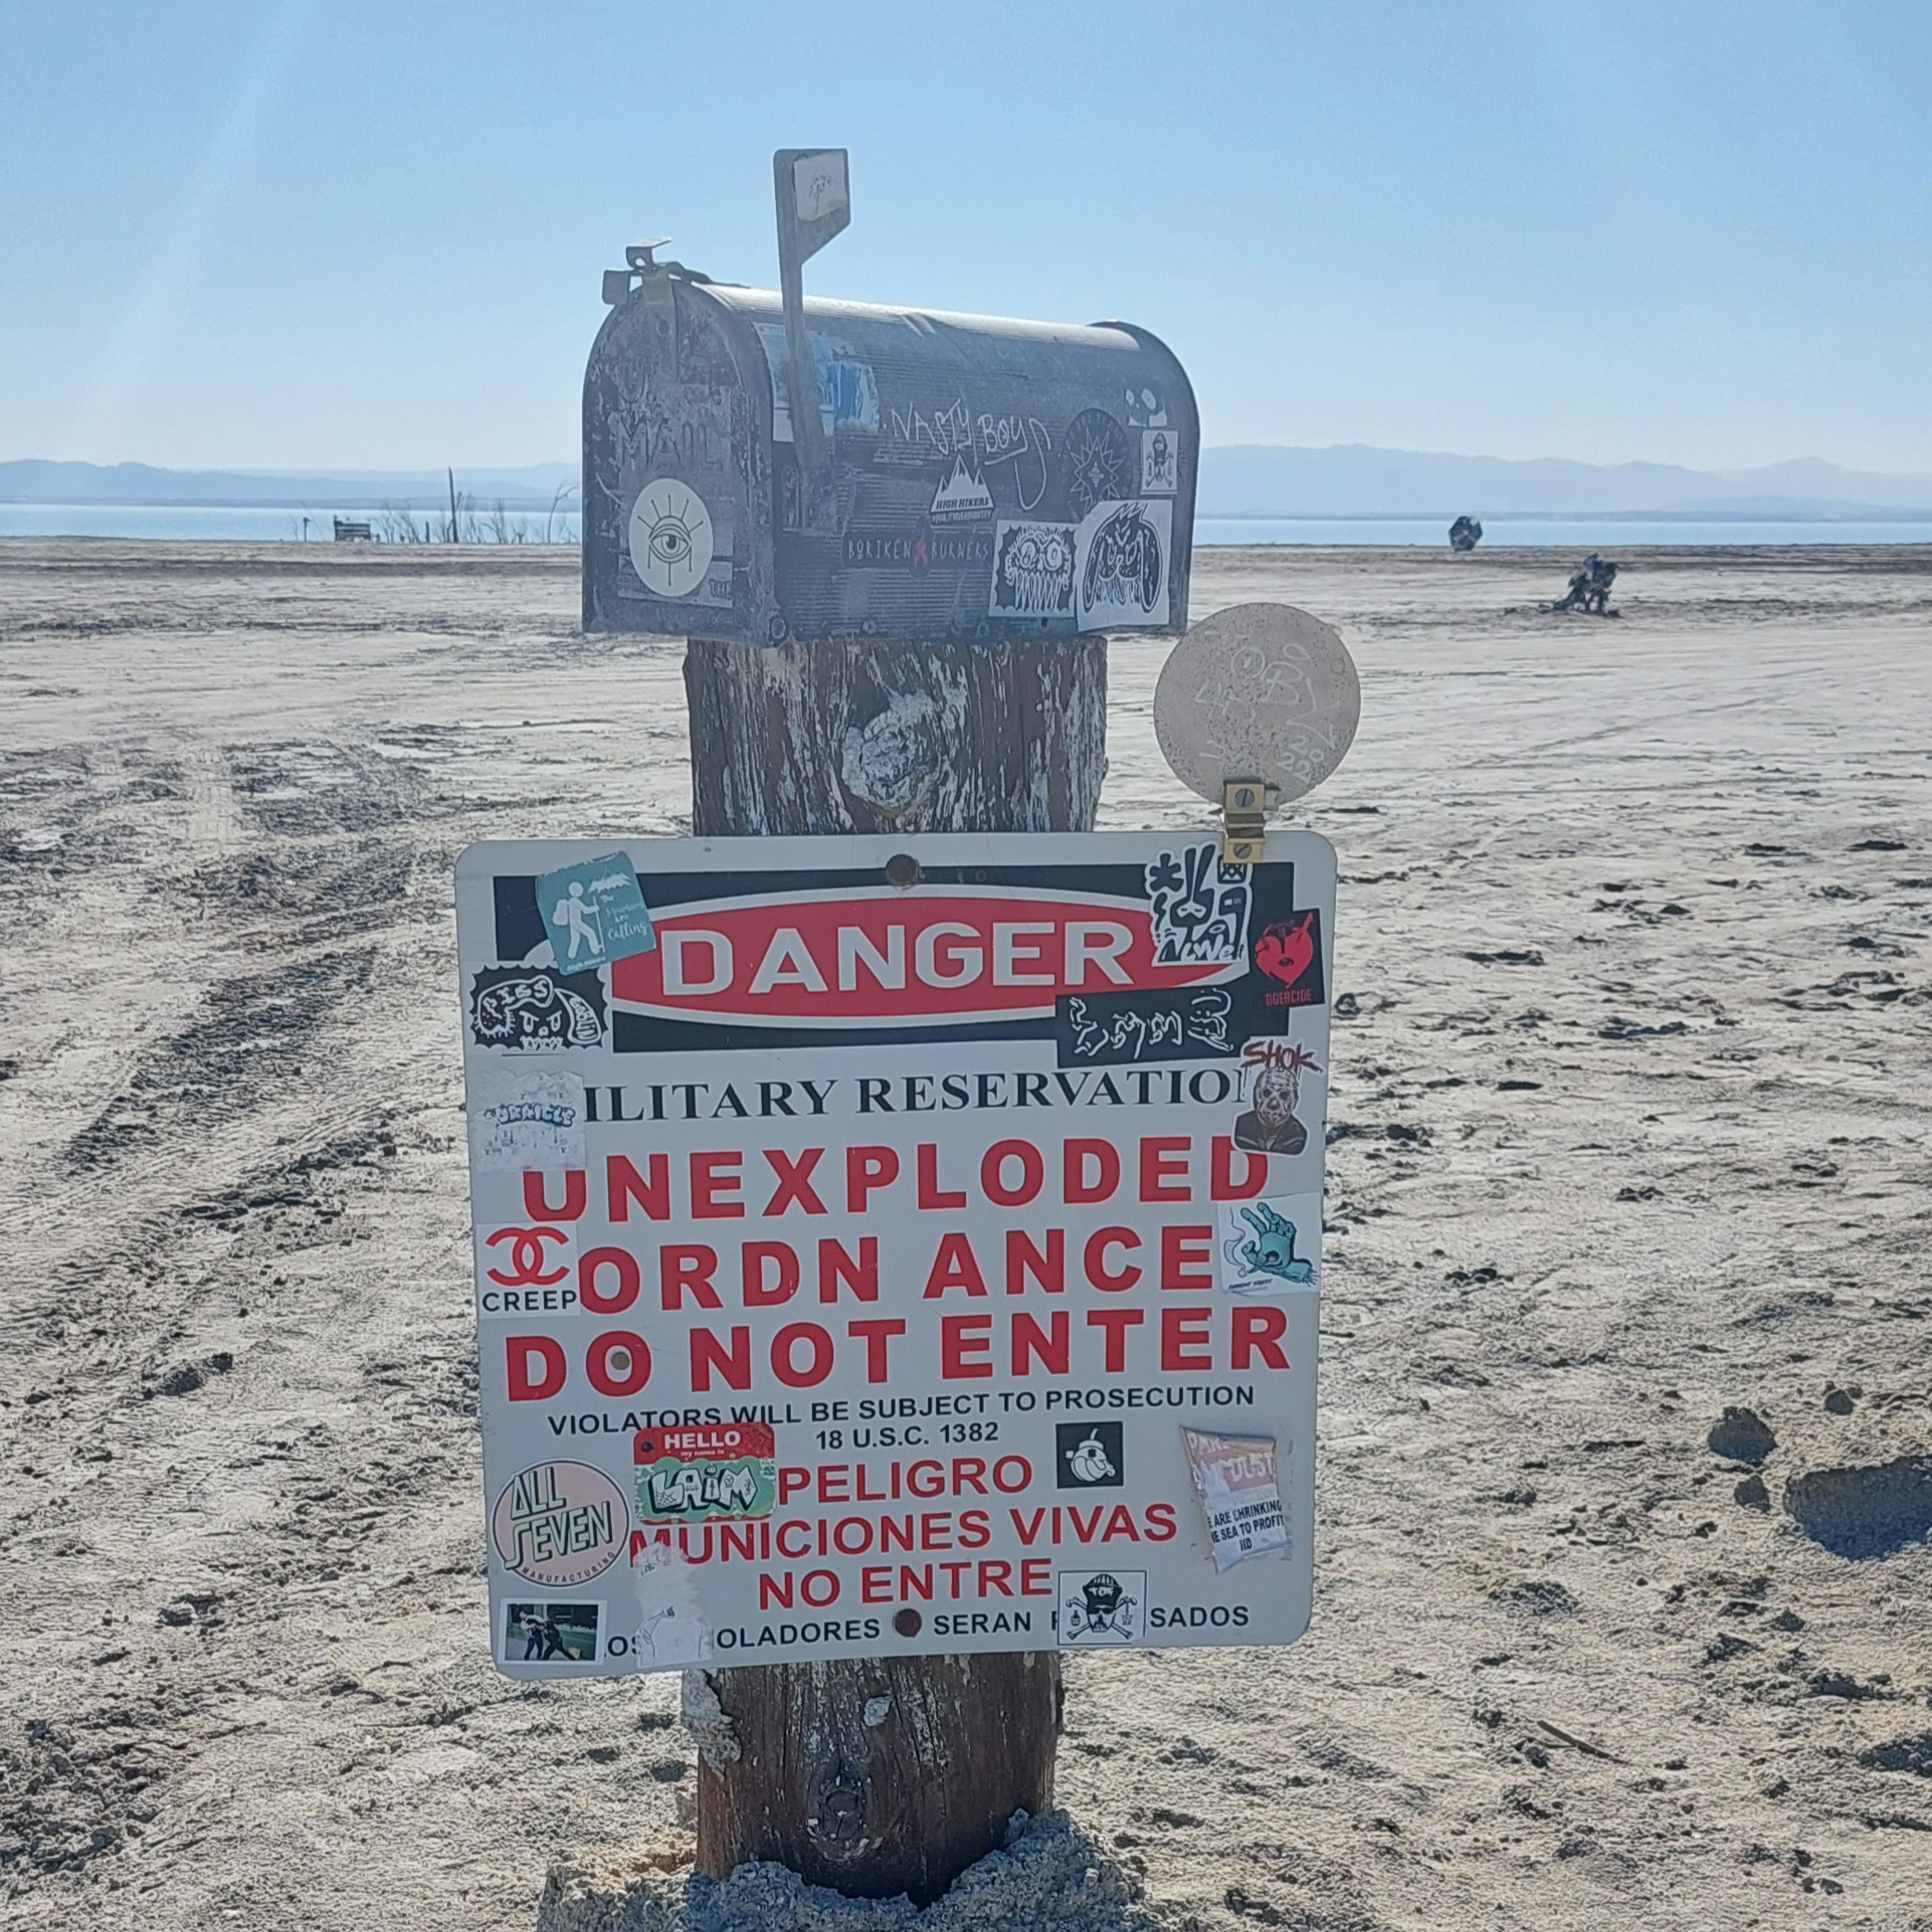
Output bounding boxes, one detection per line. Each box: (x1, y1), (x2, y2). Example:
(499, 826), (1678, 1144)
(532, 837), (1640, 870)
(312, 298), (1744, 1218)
(459, 833), (1332, 1674)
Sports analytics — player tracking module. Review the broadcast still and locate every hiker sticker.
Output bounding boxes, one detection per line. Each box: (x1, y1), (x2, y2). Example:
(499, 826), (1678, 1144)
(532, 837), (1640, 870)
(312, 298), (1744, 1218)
(1183, 1430), (1289, 1571)
(634, 1423), (779, 1523)
(491, 1462), (628, 1588)
(536, 851), (655, 972)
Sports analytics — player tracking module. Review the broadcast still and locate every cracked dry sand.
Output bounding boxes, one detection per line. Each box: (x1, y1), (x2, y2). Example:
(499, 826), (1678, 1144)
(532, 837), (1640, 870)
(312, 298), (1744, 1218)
(1, 539), (1929, 1931)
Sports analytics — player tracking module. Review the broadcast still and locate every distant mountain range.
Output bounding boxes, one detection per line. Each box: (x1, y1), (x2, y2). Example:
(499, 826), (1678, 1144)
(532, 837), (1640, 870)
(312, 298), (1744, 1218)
(0, 459), (578, 509)
(3, 448), (1929, 520)
(1198, 447), (1932, 520)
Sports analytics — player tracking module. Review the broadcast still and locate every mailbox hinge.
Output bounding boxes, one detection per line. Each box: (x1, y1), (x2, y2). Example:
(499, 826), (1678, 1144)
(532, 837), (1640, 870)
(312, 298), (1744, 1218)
(1220, 777), (1275, 866)
(602, 239), (711, 306)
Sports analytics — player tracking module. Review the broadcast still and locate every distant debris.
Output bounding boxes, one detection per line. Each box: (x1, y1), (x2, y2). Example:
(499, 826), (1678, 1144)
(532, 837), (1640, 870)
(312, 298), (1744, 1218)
(1448, 514), (1482, 553)
(332, 516), (374, 542)
(1544, 552), (1619, 616)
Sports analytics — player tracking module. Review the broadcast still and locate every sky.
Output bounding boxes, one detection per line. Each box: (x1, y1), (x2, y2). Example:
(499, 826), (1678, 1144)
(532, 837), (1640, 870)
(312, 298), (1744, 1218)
(2, 1), (1928, 474)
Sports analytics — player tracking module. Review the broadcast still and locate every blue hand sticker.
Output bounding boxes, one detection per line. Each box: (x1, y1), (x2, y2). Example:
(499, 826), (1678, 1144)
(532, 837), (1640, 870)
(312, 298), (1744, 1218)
(1230, 1202), (1315, 1284)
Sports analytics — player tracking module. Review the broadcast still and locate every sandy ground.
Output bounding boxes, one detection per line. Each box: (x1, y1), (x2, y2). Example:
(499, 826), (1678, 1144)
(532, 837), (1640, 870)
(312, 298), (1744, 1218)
(2, 538), (1930, 1932)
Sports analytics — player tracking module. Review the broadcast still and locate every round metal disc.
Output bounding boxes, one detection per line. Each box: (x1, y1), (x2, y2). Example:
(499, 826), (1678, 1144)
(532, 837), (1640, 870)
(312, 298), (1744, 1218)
(1153, 602), (1361, 807)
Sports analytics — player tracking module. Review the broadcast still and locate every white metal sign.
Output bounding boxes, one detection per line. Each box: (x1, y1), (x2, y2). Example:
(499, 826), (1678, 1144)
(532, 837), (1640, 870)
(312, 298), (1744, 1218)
(458, 832), (1333, 1676)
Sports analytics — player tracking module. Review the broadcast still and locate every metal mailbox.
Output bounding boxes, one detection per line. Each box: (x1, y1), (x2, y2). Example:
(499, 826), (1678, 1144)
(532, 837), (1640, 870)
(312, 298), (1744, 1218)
(583, 150), (1197, 645)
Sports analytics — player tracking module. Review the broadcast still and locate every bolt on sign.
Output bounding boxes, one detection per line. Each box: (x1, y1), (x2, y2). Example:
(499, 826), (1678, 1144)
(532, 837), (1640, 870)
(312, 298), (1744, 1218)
(459, 833), (1333, 1675)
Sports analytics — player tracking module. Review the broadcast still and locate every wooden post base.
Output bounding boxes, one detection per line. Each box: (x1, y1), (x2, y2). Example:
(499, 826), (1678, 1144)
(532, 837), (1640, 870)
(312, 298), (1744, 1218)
(693, 1652), (1061, 1905)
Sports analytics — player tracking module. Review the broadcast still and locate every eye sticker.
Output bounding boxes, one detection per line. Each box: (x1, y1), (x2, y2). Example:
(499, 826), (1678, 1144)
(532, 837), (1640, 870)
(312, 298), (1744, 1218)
(628, 479), (714, 598)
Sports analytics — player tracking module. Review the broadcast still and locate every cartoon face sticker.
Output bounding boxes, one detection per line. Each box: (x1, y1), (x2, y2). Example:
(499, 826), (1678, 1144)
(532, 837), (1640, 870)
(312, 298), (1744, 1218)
(469, 968), (607, 1051)
(1082, 1573), (1123, 1619)
(992, 521), (1075, 615)
(1081, 502), (1164, 616)
(629, 480), (714, 598)
(1254, 913), (1318, 989)
(1057, 1421), (1125, 1488)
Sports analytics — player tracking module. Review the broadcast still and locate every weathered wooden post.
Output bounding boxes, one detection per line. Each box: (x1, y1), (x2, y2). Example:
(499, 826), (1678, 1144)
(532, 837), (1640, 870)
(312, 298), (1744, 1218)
(670, 153), (1117, 1885)
(680, 632), (1104, 1900)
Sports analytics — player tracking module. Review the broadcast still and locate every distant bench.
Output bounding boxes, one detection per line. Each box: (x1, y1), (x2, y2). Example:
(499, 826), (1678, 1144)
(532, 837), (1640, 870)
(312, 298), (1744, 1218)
(332, 517), (373, 542)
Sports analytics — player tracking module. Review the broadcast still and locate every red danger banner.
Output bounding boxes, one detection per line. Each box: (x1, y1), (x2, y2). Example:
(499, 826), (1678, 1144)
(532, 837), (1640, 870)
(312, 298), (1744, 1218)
(460, 833), (1331, 1675)
(608, 886), (1230, 1025)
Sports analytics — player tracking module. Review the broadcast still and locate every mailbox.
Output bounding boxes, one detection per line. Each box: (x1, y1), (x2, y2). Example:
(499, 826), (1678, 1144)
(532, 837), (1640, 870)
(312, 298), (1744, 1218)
(583, 150), (1197, 646)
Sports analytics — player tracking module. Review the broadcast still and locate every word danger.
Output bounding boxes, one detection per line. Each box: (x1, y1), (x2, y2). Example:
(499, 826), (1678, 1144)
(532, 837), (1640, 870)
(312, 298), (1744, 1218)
(609, 889), (1231, 1025)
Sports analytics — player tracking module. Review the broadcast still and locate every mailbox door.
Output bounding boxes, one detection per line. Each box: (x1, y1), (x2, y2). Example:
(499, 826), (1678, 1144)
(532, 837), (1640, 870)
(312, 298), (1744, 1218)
(582, 277), (777, 642)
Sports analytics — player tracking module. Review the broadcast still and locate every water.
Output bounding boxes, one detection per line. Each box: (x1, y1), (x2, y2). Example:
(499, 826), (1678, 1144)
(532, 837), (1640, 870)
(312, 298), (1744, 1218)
(1196, 516), (1932, 547)
(0, 502), (580, 543)
(2, 502), (1926, 548)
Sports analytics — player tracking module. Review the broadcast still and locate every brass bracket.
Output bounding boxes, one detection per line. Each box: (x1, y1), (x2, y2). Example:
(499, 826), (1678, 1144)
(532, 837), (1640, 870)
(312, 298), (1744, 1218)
(1220, 777), (1276, 865)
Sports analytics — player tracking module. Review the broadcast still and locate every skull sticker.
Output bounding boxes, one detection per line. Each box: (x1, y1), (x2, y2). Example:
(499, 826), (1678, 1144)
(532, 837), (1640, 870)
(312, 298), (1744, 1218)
(1058, 1570), (1145, 1645)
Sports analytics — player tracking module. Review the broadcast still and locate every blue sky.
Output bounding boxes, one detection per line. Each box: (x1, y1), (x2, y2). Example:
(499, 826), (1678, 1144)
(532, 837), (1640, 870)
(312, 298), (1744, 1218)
(2, 1), (1927, 472)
